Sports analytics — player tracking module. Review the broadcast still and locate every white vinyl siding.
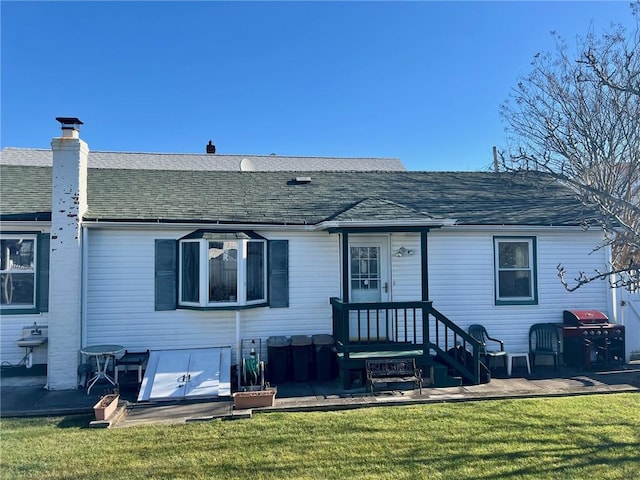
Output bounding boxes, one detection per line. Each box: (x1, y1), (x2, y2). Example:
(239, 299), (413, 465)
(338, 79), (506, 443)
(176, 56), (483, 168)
(0, 312), (49, 366)
(428, 228), (610, 354)
(390, 234), (422, 301)
(85, 229), (340, 365)
(77, 226), (611, 367)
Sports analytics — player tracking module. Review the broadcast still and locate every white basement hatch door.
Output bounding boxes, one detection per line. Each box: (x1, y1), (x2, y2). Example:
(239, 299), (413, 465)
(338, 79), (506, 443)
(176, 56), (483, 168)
(137, 347), (231, 402)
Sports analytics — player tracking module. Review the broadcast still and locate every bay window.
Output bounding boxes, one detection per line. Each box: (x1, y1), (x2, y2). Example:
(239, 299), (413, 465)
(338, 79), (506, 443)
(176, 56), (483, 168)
(179, 231), (267, 308)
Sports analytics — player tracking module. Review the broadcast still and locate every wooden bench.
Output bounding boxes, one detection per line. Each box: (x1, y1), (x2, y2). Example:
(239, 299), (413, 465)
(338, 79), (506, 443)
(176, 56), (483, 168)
(365, 358), (423, 395)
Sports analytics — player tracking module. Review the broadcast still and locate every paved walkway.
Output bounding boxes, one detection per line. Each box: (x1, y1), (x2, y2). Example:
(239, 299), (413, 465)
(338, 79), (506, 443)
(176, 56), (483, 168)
(2, 364), (639, 428)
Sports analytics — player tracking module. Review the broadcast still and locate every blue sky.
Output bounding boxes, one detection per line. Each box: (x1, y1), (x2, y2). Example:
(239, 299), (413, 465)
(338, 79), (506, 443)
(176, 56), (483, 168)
(1, 1), (637, 171)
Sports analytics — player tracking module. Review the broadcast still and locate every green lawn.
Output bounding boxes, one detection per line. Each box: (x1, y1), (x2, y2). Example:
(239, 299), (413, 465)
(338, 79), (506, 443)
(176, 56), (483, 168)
(2, 393), (639, 480)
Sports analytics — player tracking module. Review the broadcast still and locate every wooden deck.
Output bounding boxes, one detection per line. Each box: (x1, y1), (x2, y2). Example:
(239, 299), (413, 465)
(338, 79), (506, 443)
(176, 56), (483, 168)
(330, 297), (481, 388)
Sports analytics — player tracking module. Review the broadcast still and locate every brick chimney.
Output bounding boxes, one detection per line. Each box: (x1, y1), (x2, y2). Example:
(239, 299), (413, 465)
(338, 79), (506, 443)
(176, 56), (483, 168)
(206, 140), (216, 154)
(47, 117), (88, 390)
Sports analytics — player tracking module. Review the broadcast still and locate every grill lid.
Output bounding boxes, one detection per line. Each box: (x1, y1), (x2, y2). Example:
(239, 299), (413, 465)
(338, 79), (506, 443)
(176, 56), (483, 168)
(563, 309), (609, 325)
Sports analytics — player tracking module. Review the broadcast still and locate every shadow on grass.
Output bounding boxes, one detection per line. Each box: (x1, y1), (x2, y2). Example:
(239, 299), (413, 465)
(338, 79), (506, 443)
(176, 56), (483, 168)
(56, 414), (95, 429)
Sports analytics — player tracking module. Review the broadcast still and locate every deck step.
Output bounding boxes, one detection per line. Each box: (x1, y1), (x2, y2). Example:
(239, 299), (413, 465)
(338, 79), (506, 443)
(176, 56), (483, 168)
(429, 364), (463, 388)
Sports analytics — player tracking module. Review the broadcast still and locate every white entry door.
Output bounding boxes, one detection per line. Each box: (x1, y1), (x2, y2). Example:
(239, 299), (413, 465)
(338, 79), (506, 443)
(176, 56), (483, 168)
(349, 238), (390, 303)
(349, 237), (390, 340)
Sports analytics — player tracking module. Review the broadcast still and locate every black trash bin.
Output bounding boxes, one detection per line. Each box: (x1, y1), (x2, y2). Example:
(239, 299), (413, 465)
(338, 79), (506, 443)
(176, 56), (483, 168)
(267, 336), (290, 384)
(290, 335), (312, 382)
(312, 334), (336, 381)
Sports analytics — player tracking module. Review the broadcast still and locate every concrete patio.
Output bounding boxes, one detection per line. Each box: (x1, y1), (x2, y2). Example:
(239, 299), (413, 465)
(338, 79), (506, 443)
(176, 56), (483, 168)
(2, 362), (639, 428)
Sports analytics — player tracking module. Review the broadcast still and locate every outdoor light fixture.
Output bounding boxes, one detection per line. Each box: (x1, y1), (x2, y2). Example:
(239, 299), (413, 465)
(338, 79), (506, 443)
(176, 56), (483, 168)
(394, 247), (414, 257)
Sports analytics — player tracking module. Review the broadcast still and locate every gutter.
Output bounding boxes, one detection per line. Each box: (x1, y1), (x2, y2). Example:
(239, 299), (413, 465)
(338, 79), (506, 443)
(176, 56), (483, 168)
(5, 219), (595, 233)
(0, 221), (51, 229)
(80, 220), (318, 231)
(80, 218), (459, 231)
(313, 218), (458, 231)
(439, 224), (598, 232)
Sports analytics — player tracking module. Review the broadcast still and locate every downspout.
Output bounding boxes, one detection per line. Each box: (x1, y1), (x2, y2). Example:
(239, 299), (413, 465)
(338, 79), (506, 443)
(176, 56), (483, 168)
(236, 310), (241, 390)
(421, 230), (430, 363)
(421, 230), (429, 301)
(81, 226), (89, 349)
(341, 232), (349, 302)
(604, 243), (618, 324)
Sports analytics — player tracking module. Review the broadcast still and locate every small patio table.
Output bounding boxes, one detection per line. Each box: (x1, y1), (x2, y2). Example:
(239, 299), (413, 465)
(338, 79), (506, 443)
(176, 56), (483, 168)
(506, 352), (531, 377)
(80, 344), (124, 394)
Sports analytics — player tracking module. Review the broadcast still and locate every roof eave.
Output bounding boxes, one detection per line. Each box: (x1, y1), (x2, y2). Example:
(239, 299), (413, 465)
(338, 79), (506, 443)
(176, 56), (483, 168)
(80, 219), (317, 231)
(316, 218), (457, 232)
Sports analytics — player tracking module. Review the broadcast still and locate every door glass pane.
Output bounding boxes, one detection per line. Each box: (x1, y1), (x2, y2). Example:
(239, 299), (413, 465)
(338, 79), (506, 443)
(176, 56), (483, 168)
(351, 246), (381, 294)
(360, 259), (368, 275)
(208, 241), (237, 302)
(246, 241), (265, 301)
(351, 256), (360, 275)
(181, 242), (199, 303)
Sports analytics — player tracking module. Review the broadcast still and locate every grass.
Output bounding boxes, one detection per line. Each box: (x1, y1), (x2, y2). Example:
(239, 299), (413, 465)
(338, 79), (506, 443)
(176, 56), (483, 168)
(1, 393), (639, 480)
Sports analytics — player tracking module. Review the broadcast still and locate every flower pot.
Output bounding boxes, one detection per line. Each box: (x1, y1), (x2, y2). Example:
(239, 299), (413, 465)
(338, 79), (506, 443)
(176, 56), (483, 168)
(93, 394), (120, 421)
(233, 388), (276, 409)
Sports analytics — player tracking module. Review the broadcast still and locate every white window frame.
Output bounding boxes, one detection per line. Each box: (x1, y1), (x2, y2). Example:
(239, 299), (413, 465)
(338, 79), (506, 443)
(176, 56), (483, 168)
(1, 234), (38, 310)
(494, 236), (538, 305)
(178, 238), (267, 308)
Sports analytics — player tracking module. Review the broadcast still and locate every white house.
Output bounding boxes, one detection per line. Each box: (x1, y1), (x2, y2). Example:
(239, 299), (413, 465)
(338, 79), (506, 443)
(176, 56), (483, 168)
(0, 119), (619, 393)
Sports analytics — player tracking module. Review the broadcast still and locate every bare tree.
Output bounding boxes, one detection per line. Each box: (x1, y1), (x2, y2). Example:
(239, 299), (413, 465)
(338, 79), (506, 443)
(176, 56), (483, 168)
(500, 3), (640, 291)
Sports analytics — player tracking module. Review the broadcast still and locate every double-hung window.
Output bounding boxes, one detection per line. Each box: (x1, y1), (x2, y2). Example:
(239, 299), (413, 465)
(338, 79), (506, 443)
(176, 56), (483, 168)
(1, 234), (40, 311)
(179, 231), (267, 308)
(494, 236), (537, 305)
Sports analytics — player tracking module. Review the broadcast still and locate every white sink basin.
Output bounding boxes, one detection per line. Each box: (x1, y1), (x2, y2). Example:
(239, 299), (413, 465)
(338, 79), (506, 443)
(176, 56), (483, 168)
(16, 336), (48, 348)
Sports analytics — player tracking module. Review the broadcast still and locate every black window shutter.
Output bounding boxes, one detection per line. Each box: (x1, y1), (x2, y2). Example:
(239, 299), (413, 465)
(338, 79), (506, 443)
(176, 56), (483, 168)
(37, 233), (50, 312)
(268, 240), (289, 308)
(155, 239), (177, 311)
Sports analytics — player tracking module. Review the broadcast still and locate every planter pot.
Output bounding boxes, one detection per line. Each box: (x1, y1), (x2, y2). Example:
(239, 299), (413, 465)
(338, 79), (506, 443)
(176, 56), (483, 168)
(93, 394), (120, 421)
(233, 388), (276, 409)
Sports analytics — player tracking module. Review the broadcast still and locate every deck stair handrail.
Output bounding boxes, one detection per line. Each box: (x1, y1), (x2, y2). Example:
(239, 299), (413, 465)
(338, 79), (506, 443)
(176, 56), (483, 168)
(330, 297), (481, 385)
(427, 305), (481, 385)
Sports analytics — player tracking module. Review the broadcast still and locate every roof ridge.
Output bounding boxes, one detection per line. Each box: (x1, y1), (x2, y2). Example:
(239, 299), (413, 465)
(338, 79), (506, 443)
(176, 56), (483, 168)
(2, 147), (400, 161)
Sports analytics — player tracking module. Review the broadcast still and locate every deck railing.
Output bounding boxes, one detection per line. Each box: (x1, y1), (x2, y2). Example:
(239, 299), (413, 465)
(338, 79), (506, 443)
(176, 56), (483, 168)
(427, 306), (481, 385)
(330, 297), (481, 385)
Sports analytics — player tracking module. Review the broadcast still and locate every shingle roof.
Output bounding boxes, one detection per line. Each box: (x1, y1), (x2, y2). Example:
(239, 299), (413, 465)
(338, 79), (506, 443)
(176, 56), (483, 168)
(0, 164), (593, 226)
(330, 198), (436, 222)
(0, 148), (405, 171)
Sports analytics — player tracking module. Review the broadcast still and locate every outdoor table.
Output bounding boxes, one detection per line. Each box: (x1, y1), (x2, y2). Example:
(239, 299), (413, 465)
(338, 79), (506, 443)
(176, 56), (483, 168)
(80, 344), (124, 394)
(506, 352), (531, 377)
